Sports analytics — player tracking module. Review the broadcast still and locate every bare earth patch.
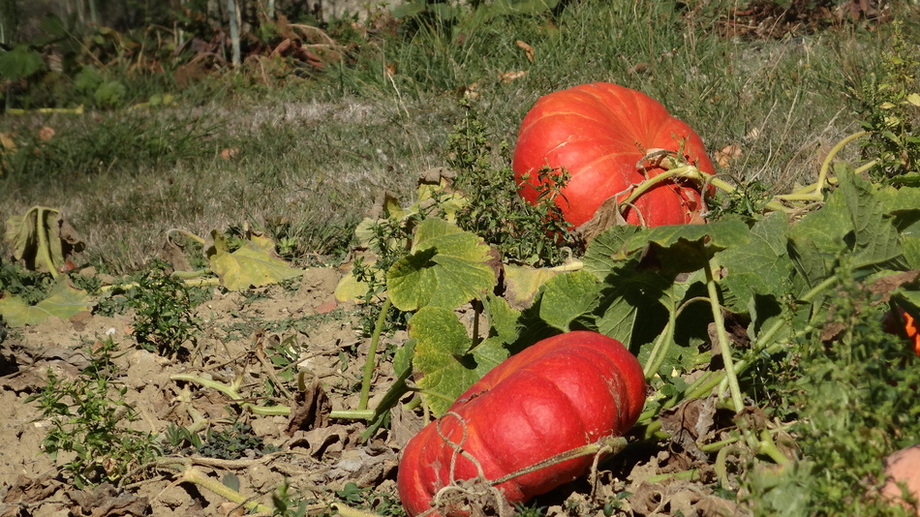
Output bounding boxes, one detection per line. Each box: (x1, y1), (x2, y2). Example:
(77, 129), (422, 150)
(1, 266), (737, 516)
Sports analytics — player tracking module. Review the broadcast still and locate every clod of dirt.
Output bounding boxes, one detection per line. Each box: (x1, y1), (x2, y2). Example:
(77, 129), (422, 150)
(881, 444), (920, 515)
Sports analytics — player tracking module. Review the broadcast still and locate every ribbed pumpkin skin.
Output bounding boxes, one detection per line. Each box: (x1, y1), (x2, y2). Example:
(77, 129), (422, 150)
(397, 331), (646, 517)
(512, 82), (716, 228)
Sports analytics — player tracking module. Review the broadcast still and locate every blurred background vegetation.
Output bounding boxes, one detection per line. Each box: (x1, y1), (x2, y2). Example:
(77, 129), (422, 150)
(0, 0), (915, 273)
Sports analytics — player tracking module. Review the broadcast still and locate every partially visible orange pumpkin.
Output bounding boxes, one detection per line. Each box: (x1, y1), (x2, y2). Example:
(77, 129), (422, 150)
(883, 307), (920, 356)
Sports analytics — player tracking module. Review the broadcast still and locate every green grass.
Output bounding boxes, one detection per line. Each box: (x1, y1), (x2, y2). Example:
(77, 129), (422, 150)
(0, 1), (914, 275)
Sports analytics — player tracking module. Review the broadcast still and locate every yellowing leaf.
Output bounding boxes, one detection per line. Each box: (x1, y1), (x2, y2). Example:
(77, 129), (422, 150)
(0, 280), (93, 327)
(906, 93), (920, 107)
(334, 256), (383, 304)
(0, 132), (17, 151)
(209, 233), (303, 290)
(503, 263), (562, 309)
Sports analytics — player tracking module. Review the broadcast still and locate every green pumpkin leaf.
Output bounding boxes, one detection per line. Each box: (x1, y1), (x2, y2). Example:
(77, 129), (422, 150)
(583, 225), (643, 279)
(539, 270), (601, 332)
(483, 294), (521, 344)
(595, 269), (671, 347)
(720, 212), (792, 313)
(387, 218), (495, 312)
(208, 233), (303, 291)
(0, 44), (45, 81)
(877, 183), (920, 226)
(629, 219), (751, 250)
(838, 169), (904, 270)
(903, 237), (920, 270)
(0, 280), (93, 327)
(393, 339), (416, 378)
(788, 194), (849, 287)
(410, 306), (509, 416)
(584, 220), (749, 279)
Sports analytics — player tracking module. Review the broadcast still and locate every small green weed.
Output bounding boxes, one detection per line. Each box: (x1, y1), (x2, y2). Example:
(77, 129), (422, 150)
(334, 482), (404, 516)
(449, 98), (574, 267)
(0, 258), (53, 304)
(744, 261), (920, 515)
(513, 501), (547, 516)
(165, 420), (279, 460)
(128, 263), (199, 358)
(708, 178), (773, 221)
(849, 20), (920, 183)
(28, 338), (160, 489)
(271, 480), (311, 517)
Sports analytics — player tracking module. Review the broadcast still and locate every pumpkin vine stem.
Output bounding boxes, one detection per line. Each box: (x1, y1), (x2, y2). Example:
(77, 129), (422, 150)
(169, 373), (290, 416)
(358, 297), (393, 411)
(643, 295), (711, 378)
(704, 257), (745, 412)
(643, 272), (842, 439)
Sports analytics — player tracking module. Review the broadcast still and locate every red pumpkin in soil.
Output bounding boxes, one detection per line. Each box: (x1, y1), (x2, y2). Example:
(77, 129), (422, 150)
(513, 82), (716, 228)
(396, 331), (646, 517)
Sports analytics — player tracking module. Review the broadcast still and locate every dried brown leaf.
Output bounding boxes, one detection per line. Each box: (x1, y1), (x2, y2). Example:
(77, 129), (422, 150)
(498, 71), (527, 84)
(515, 40), (534, 62)
(715, 144), (743, 168)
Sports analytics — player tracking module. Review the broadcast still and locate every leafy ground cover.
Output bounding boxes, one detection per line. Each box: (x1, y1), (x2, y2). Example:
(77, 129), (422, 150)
(1, 1), (920, 516)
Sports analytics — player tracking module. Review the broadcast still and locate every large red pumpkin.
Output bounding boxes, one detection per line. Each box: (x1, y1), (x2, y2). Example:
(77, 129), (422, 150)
(396, 331), (646, 516)
(513, 82), (716, 228)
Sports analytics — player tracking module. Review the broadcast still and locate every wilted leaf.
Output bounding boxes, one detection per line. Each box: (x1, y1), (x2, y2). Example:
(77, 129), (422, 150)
(0, 132), (16, 151)
(209, 233), (303, 290)
(334, 270), (373, 303)
(4, 206), (84, 276)
(220, 147), (239, 160)
(387, 218), (495, 312)
(0, 280), (93, 327)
